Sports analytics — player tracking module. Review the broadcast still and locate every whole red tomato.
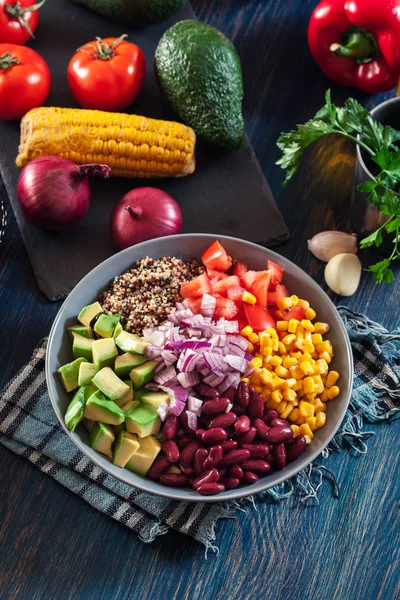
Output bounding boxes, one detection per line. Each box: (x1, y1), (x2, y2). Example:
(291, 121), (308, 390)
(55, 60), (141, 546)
(0, 0), (45, 45)
(67, 35), (146, 111)
(0, 43), (50, 119)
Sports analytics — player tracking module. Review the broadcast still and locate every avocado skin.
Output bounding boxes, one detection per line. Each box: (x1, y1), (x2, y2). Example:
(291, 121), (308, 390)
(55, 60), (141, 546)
(71, 0), (188, 26)
(155, 20), (244, 150)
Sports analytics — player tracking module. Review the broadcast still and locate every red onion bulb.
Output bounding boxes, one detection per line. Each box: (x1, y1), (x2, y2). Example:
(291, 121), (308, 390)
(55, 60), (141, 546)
(17, 157), (110, 231)
(110, 187), (183, 250)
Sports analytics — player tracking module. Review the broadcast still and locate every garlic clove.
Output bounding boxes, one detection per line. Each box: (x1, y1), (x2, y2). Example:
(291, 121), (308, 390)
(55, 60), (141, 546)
(308, 231), (358, 262)
(324, 253), (362, 296)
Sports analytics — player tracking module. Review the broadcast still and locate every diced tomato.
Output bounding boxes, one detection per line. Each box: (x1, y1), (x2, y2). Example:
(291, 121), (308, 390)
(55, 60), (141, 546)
(244, 305), (275, 332)
(183, 298), (202, 314)
(201, 240), (232, 272)
(214, 297), (239, 320)
(238, 319), (248, 331)
(268, 284), (290, 307)
(180, 273), (212, 298)
(227, 285), (246, 304)
(212, 275), (240, 296)
(268, 260), (284, 288)
(242, 270), (257, 290)
(251, 271), (271, 308)
(207, 268), (229, 282)
(233, 261), (248, 278)
(280, 306), (305, 321)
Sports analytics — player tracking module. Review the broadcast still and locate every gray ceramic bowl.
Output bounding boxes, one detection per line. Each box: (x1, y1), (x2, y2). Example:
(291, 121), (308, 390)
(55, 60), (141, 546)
(46, 234), (353, 502)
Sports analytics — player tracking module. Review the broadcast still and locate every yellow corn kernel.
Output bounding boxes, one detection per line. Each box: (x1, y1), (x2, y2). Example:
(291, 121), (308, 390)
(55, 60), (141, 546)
(326, 370), (340, 388)
(250, 371), (261, 385)
(241, 377), (250, 385)
(290, 365), (305, 380)
(302, 377), (315, 394)
(280, 403), (294, 419)
(253, 385), (263, 393)
(277, 297), (293, 310)
(305, 392), (317, 402)
(283, 356), (297, 369)
(283, 389), (297, 402)
(265, 398), (279, 410)
(290, 424), (300, 437)
(312, 375), (324, 395)
(316, 340), (333, 356)
(299, 361), (314, 376)
(262, 388), (271, 400)
(314, 321), (330, 334)
(259, 331), (273, 347)
(242, 291), (257, 305)
(306, 416), (317, 431)
(315, 359), (329, 375)
(299, 423), (314, 438)
(304, 330), (313, 342)
(319, 350), (332, 364)
(240, 326), (253, 337)
(289, 408), (300, 422)
(297, 389), (305, 398)
(315, 412), (327, 428)
(282, 333), (296, 346)
(297, 416), (306, 425)
(276, 400), (288, 414)
(301, 319), (314, 332)
(295, 325), (305, 339)
(266, 377), (284, 391)
(304, 341), (315, 354)
(269, 355), (283, 367)
(272, 338), (279, 352)
(275, 365), (289, 378)
(255, 353), (263, 361)
(247, 342), (255, 353)
(299, 401), (314, 418)
(305, 308), (317, 321)
(278, 341), (287, 355)
(320, 389), (329, 402)
(292, 380), (303, 392)
(293, 338), (305, 351)
(290, 350), (303, 360)
(260, 368), (273, 384)
(267, 327), (279, 339)
(290, 295), (299, 305)
(271, 389), (283, 404)
(276, 320), (289, 331)
(249, 357), (262, 370)
(248, 332), (260, 344)
(312, 333), (323, 345)
(297, 299), (310, 309)
(302, 353), (313, 362)
(261, 347), (273, 357)
(310, 398), (325, 413)
(287, 318), (299, 334)
(282, 378), (297, 390)
(327, 386), (340, 400)
(304, 434), (312, 444)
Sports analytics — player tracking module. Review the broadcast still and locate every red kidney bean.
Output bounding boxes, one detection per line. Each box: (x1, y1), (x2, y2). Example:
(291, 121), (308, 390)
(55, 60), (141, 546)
(263, 409), (279, 424)
(242, 443), (270, 459)
(180, 465), (195, 477)
(194, 448), (209, 475)
(265, 443), (274, 452)
(266, 454), (274, 465)
(286, 435), (307, 462)
(219, 449), (251, 468)
(232, 404), (246, 416)
(243, 471), (259, 485)
(234, 415), (251, 434)
(177, 434), (196, 450)
(266, 426), (294, 444)
(237, 381), (250, 408)
(248, 389), (264, 419)
(224, 387), (236, 402)
(176, 427), (186, 437)
(180, 441), (201, 466)
(202, 445), (223, 470)
(202, 428), (228, 445)
(195, 428), (206, 440)
(161, 440), (179, 463)
(159, 473), (189, 487)
(218, 468), (228, 479)
(147, 456), (171, 480)
(253, 419), (270, 440)
(220, 440), (238, 453)
(230, 465), (244, 479)
(192, 468), (220, 490)
(270, 417), (290, 428)
(242, 460), (271, 473)
(195, 383), (220, 399)
(220, 477), (240, 489)
(208, 413), (237, 429)
(196, 483), (225, 496)
(236, 426), (257, 445)
(273, 443), (287, 470)
(202, 398), (230, 416)
(163, 414), (179, 441)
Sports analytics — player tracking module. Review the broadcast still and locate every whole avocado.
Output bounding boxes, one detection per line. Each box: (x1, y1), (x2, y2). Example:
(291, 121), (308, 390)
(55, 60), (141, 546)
(155, 20), (244, 150)
(71, 0), (188, 26)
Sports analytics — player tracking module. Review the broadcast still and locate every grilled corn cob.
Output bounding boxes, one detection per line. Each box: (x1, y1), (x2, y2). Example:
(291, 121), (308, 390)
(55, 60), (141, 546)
(16, 107), (196, 178)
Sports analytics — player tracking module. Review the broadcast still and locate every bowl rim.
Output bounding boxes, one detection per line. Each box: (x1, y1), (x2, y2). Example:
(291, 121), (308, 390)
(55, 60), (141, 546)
(46, 233), (354, 503)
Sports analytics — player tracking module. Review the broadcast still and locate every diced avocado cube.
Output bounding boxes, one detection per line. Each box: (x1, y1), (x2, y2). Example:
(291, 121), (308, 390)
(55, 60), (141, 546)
(114, 352), (147, 378)
(94, 314), (121, 338)
(78, 362), (99, 386)
(92, 338), (118, 370)
(132, 387), (150, 402)
(83, 418), (95, 432)
(115, 331), (149, 355)
(92, 367), (130, 402)
(114, 380), (134, 407)
(67, 325), (93, 340)
(78, 302), (103, 327)
(64, 384), (97, 431)
(72, 332), (93, 362)
(58, 357), (88, 392)
(125, 404), (161, 438)
(113, 430), (140, 467)
(126, 435), (161, 476)
(141, 391), (170, 409)
(83, 390), (125, 425)
(113, 322), (123, 339)
(120, 399), (141, 414)
(90, 422), (115, 458)
(129, 361), (157, 390)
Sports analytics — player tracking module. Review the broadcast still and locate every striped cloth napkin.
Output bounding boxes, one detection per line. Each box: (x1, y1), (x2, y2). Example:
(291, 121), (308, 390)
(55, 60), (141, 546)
(0, 307), (399, 550)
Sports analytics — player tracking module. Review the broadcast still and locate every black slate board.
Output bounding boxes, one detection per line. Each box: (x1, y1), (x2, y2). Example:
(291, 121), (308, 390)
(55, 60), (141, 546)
(0, 1), (289, 301)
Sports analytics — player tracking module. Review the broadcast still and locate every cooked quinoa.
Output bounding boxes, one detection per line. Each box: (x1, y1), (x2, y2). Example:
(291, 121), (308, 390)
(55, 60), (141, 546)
(99, 256), (203, 335)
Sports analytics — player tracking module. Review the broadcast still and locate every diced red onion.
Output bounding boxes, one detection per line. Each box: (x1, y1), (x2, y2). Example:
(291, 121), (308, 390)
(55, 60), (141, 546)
(225, 354), (247, 373)
(186, 328), (203, 337)
(228, 336), (249, 351)
(183, 341), (212, 351)
(157, 401), (169, 421)
(203, 352), (226, 373)
(142, 330), (166, 347)
(146, 345), (163, 360)
(144, 381), (160, 391)
(161, 350), (178, 366)
(188, 396), (203, 415)
(225, 402), (233, 413)
(203, 373), (225, 387)
(168, 399), (186, 416)
(177, 371), (200, 388)
(218, 372), (240, 393)
(223, 320), (239, 333)
(186, 410), (198, 431)
(200, 293), (216, 317)
(165, 340), (185, 351)
(168, 308), (193, 324)
(153, 359), (166, 374)
(154, 365), (176, 385)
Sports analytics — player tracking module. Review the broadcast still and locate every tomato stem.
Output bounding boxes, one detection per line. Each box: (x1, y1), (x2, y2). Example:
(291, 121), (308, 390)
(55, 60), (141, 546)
(5, 0), (47, 39)
(77, 33), (128, 60)
(0, 52), (19, 70)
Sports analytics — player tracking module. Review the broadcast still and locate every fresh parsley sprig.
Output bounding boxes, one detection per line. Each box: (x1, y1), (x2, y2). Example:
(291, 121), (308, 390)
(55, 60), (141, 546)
(276, 90), (400, 283)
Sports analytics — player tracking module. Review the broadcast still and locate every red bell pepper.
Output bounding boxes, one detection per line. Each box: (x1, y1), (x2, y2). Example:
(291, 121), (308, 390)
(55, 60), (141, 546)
(308, 0), (400, 93)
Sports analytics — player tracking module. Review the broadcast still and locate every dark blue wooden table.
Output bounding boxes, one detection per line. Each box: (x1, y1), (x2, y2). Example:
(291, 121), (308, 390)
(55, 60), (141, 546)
(0, 1), (399, 599)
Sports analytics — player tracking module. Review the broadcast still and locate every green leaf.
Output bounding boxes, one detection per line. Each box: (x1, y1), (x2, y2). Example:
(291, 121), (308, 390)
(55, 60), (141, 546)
(367, 259), (395, 283)
(372, 147), (393, 170)
(384, 152), (400, 180)
(378, 190), (400, 216)
(357, 180), (377, 193)
(385, 217), (400, 233)
(359, 228), (383, 248)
